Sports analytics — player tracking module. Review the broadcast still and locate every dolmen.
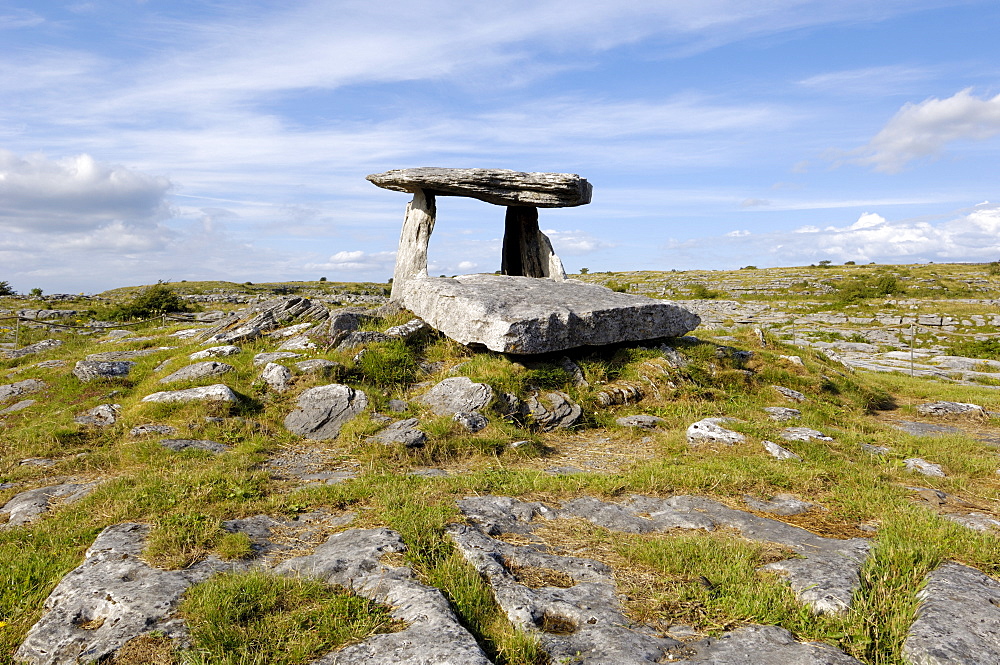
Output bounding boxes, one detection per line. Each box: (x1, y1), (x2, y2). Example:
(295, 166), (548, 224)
(367, 167), (699, 354)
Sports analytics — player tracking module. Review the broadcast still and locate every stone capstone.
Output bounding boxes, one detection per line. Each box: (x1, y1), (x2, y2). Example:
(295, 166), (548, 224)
(141, 384), (239, 404)
(158, 361), (234, 384)
(284, 384), (368, 440)
(367, 168), (592, 208)
(401, 274), (700, 354)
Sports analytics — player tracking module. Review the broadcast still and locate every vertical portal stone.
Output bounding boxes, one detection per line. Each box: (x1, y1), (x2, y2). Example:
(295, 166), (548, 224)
(390, 189), (436, 301)
(501, 206), (566, 280)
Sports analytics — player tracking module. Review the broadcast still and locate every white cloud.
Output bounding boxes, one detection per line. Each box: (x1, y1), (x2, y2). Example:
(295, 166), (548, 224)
(457, 260), (477, 271)
(542, 229), (615, 255)
(725, 229), (751, 237)
(665, 204), (1000, 267)
(854, 89), (1000, 172)
(798, 65), (932, 95)
(0, 150), (171, 232)
(306, 250), (397, 273)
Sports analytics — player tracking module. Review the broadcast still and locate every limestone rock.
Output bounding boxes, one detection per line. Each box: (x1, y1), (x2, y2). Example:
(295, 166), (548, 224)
(160, 439), (231, 454)
(773, 385), (806, 402)
(447, 522), (683, 664)
(260, 362), (292, 392)
(902, 562), (1000, 665)
(141, 384), (239, 404)
(904, 457), (946, 477)
(418, 377), (493, 416)
(687, 417), (745, 445)
(200, 296), (328, 344)
(336, 330), (391, 350)
(73, 361), (134, 382)
(780, 427), (833, 442)
(1, 483), (96, 528)
(2, 339), (63, 360)
(0, 399), (36, 414)
(252, 351), (302, 367)
(274, 528), (492, 665)
(294, 358), (342, 376)
(763, 440), (802, 461)
(284, 384), (368, 440)
(276, 334), (316, 351)
(764, 406), (801, 421)
(916, 401), (987, 417)
(189, 345), (241, 360)
(14, 523), (229, 665)
(74, 404), (120, 427)
(744, 494), (813, 516)
(384, 318), (430, 339)
(367, 167), (592, 208)
(679, 624), (863, 664)
(0, 378), (46, 403)
(129, 424), (178, 437)
(369, 418), (427, 447)
(453, 411), (488, 433)
(86, 348), (168, 362)
(522, 391), (581, 431)
(616, 414), (665, 429)
(159, 360), (233, 384)
(401, 274), (700, 354)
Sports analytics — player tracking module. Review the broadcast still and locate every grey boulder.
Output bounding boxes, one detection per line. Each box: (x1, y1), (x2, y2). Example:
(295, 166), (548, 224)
(687, 417), (745, 445)
(73, 361), (134, 382)
(159, 360), (234, 384)
(284, 384), (367, 440)
(418, 377), (493, 416)
(74, 404), (120, 427)
(369, 418), (427, 447)
(0, 379), (46, 403)
(141, 384), (239, 404)
(401, 274), (699, 354)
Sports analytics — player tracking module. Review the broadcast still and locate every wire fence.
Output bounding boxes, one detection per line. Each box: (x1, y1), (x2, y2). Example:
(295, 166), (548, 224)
(0, 313), (200, 351)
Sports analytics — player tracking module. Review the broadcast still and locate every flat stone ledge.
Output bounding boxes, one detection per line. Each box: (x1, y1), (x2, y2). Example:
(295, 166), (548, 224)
(402, 274), (699, 354)
(367, 167), (592, 208)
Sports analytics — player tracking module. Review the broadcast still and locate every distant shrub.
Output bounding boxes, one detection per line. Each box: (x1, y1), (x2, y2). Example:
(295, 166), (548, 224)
(579, 267), (590, 274)
(689, 283), (722, 299)
(0, 281), (14, 296)
(28, 287), (43, 298)
(989, 261), (1000, 276)
(844, 260), (856, 265)
(741, 265), (757, 270)
(947, 338), (1000, 361)
(358, 340), (418, 387)
(606, 281), (629, 293)
(319, 276), (328, 282)
(833, 273), (903, 302)
(107, 283), (191, 320)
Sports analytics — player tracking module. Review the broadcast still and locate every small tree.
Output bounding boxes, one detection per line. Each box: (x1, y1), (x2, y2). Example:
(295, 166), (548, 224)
(29, 287), (43, 298)
(107, 283), (191, 320)
(319, 276), (328, 282)
(579, 267), (589, 275)
(0, 281), (14, 296)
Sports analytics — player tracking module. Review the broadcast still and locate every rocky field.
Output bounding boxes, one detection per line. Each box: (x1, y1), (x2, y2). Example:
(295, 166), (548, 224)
(1, 264), (999, 665)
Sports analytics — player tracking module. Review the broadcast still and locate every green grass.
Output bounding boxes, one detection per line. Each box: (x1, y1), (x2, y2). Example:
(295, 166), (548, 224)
(180, 570), (401, 665)
(4, 266), (1000, 664)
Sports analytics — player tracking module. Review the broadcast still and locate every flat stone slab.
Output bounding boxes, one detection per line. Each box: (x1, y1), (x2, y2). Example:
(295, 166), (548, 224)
(402, 275), (699, 354)
(903, 562), (1000, 665)
(367, 168), (592, 208)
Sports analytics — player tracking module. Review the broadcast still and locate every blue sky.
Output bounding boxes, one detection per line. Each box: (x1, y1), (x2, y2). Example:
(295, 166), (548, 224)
(3, 0), (1000, 293)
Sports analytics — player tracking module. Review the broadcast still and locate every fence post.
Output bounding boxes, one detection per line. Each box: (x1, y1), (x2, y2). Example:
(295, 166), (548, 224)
(13, 317), (19, 351)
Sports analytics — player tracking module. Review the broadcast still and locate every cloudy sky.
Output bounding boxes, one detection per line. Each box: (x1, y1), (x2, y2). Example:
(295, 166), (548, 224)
(3, 0), (1000, 293)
